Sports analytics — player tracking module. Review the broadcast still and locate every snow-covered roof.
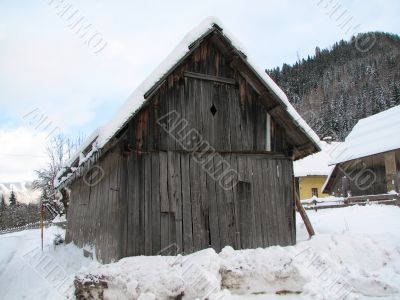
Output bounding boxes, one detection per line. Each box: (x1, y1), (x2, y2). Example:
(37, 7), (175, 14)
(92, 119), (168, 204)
(55, 17), (321, 187)
(329, 105), (400, 165)
(321, 165), (337, 193)
(294, 141), (342, 177)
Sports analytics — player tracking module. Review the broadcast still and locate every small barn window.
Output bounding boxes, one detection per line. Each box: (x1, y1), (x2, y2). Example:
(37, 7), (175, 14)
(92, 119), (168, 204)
(210, 104), (217, 116)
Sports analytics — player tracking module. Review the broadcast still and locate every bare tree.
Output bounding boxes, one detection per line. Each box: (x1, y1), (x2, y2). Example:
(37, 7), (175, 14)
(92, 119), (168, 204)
(33, 133), (84, 216)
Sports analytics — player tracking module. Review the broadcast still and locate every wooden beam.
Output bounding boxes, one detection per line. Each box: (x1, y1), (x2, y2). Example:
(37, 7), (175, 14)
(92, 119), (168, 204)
(230, 56), (263, 95)
(144, 79), (166, 100)
(295, 142), (314, 153)
(184, 71), (236, 85)
(384, 151), (398, 192)
(267, 104), (281, 114)
(294, 188), (315, 237)
(209, 32), (231, 55)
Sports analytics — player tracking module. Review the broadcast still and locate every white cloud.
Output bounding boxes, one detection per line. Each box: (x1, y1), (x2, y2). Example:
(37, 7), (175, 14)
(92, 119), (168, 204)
(0, 127), (48, 182)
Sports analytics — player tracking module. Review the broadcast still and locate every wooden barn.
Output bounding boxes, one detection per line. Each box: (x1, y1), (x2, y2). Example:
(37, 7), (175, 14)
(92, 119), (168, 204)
(55, 18), (320, 263)
(323, 105), (400, 197)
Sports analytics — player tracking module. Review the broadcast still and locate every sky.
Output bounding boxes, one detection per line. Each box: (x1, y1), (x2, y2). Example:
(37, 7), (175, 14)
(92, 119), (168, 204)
(0, 0), (399, 182)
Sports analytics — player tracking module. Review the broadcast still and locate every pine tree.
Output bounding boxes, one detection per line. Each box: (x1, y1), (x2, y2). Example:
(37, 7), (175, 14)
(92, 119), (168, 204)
(391, 84), (400, 106)
(9, 190), (17, 206)
(0, 194), (6, 210)
(266, 32), (400, 140)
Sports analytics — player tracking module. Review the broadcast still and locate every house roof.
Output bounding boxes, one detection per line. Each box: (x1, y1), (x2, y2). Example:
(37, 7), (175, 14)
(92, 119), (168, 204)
(294, 141), (342, 177)
(55, 17), (321, 188)
(329, 105), (400, 165)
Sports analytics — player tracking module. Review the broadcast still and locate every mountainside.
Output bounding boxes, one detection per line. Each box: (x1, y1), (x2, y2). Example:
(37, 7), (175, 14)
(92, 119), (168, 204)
(267, 32), (400, 140)
(0, 181), (40, 204)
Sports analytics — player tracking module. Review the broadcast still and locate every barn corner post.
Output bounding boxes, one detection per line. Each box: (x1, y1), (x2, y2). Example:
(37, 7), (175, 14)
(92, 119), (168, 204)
(384, 152), (398, 193)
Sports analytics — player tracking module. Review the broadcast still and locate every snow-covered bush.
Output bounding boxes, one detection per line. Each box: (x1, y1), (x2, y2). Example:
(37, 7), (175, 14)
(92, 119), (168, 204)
(53, 233), (65, 246)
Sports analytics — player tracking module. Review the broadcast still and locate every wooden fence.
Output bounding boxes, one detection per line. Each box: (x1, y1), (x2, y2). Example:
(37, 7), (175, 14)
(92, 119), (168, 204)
(0, 220), (67, 235)
(303, 193), (400, 210)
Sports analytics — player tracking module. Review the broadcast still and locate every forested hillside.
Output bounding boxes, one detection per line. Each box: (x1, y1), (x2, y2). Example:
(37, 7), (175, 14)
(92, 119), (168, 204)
(267, 32), (400, 140)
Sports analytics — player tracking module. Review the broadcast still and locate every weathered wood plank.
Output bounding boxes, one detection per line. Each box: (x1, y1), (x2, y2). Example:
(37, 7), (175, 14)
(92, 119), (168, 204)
(118, 154), (128, 259)
(267, 159), (279, 245)
(133, 154), (141, 256)
(237, 155), (252, 249)
(184, 71), (236, 85)
(181, 154), (193, 254)
(199, 157), (210, 249)
(224, 154), (237, 249)
(151, 154), (161, 254)
(260, 158), (273, 246)
(229, 155), (241, 248)
(173, 152), (183, 252)
(205, 155), (221, 252)
(253, 158), (267, 247)
(144, 154), (152, 255)
(190, 157), (203, 251)
(159, 152), (170, 252)
(138, 154), (145, 255)
(167, 151), (177, 249)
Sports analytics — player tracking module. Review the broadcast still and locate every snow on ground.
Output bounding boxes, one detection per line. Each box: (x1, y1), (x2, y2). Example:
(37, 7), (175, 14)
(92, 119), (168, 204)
(1, 205), (400, 299)
(0, 226), (96, 299)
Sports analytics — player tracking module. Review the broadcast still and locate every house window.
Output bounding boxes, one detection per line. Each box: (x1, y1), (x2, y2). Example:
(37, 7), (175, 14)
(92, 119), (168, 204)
(311, 188), (318, 197)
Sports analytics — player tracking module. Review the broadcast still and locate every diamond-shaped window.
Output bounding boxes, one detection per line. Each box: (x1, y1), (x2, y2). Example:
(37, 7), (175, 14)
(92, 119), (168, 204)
(210, 104), (217, 116)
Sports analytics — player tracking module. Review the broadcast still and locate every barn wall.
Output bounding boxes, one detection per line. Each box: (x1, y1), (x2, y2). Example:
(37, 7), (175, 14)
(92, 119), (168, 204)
(329, 153), (389, 197)
(67, 150), (295, 262)
(66, 148), (124, 263)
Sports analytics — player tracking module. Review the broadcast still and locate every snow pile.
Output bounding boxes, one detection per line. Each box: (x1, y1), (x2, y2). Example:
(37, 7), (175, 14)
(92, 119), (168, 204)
(75, 205), (400, 299)
(294, 141), (342, 177)
(330, 104), (400, 165)
(219, 246), (306, 295)
(55, 16), (321, 187)
(76, 248), (221, 299)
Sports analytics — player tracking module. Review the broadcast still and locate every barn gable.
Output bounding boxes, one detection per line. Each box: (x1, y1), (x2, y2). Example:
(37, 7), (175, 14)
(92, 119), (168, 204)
(55, 18), (320, 188)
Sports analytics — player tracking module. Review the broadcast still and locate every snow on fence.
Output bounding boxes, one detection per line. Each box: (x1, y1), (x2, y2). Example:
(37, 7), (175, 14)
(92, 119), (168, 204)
(0, 220), (67, 235)
(302, 193), (400, 210)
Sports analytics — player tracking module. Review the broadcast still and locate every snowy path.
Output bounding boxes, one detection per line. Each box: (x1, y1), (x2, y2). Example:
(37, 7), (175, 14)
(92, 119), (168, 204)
(1, 205), (400, 299)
